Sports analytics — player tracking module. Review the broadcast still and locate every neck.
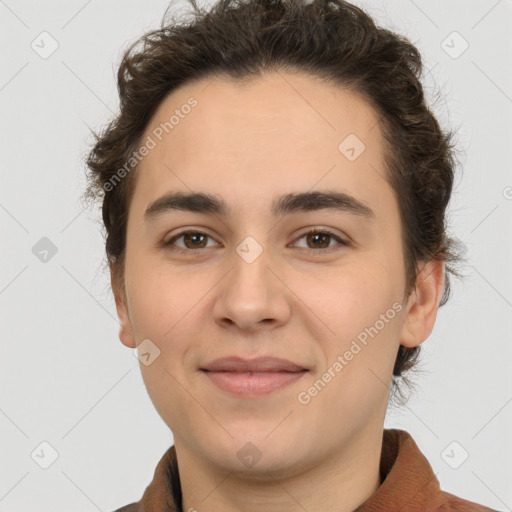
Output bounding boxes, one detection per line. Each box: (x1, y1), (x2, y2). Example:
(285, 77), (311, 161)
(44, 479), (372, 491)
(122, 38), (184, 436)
(176, 428), (383, 512)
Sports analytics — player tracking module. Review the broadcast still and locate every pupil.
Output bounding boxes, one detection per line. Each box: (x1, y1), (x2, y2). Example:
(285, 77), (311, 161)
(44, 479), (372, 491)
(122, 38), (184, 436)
(187, 233), (204, 247)
(310, 233), (328, 248)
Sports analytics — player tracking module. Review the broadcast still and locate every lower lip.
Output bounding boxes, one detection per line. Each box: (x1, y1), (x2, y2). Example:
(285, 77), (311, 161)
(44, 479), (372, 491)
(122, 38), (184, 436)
(202, 370), (307, 396)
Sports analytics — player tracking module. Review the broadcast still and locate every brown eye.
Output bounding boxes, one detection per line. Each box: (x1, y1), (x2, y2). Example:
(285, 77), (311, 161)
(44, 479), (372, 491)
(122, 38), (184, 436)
(182, 232), (208, 248)
(293, 229), (347, 250)
(164, 230), (217, 251)
(306, 232), (330, 249)
(163, 228), (348, 253)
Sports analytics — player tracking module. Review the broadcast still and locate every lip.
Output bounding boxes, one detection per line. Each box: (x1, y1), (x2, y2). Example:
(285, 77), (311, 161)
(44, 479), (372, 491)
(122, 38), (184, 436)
(201, 356), (307, 372)
(200, 356), (308, 396)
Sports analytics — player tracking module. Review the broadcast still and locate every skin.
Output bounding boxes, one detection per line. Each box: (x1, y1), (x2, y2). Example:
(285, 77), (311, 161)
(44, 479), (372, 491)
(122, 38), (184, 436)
(112, 71), (444, 512)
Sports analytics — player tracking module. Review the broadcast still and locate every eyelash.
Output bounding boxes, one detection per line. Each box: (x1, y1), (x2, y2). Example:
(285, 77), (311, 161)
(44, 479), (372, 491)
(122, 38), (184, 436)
(163, 228), (348, 253)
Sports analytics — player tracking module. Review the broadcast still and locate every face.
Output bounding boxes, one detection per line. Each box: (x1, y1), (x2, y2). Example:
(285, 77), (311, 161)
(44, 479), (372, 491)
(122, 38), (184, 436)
(113, 71), (441, 478)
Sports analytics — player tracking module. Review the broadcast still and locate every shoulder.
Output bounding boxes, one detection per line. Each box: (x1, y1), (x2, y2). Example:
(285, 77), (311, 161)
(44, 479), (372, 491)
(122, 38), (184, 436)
(111, 503), (139, 512)
(436, 489), (500, 512)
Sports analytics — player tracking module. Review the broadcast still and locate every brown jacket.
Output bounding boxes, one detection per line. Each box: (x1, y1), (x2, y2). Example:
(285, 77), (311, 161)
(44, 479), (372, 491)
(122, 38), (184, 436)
(113, 429), (498, 512)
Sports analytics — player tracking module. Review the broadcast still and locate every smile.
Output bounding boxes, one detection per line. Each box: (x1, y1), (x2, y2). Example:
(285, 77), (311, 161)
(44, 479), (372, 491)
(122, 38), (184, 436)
(201, 369), (308, 396)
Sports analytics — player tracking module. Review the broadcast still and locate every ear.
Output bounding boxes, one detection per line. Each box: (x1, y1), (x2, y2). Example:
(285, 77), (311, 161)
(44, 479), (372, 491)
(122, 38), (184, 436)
(110, 266), (136, 349)
(399, 260), (445, 349)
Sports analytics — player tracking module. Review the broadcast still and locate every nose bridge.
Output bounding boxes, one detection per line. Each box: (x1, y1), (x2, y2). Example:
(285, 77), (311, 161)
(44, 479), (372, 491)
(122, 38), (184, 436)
(213, 233), (290, 329)
(229, 234), (275, 302)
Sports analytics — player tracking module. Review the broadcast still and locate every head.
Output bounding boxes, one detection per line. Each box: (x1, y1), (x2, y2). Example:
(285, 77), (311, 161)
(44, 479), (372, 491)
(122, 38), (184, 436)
(84, 0), (462, 477)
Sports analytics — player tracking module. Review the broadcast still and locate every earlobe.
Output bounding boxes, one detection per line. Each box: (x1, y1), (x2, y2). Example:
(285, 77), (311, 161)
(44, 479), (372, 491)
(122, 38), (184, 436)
(110, 268), (137, 349)
(400, 260), (445, 349)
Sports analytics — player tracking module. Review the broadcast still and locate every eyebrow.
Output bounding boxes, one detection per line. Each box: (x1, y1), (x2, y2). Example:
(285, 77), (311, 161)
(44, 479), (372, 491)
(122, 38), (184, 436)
(144, 190), (376, 221)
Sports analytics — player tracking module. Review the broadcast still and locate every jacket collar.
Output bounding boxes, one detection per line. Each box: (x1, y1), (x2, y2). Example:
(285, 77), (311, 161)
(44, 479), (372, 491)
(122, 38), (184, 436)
(129, 428), (495, 512)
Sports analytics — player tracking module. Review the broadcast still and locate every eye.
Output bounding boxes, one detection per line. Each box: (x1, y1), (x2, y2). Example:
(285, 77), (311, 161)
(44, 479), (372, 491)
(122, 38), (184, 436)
(292, 228), (348, 250)
(162, 228), (348, 252)
(163, 230), (219, 251)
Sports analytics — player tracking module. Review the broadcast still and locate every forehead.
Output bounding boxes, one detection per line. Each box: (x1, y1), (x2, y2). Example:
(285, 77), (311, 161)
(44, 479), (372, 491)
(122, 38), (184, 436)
(132, 71), (393, 220)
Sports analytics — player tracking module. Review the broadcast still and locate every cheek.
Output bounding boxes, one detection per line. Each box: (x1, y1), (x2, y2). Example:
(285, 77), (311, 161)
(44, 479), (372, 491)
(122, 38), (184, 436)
(124, 262), (214, 404)
(127, 268), (199, 428)
(125, 258), (201, 341)
(296, 267), (402, 425)
(297, 258), (404, 380)
(301, 260), (399, 334)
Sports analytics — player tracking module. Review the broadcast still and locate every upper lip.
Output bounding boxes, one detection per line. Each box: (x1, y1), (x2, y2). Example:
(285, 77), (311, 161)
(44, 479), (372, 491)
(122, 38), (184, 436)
(201, 356), (307, 372)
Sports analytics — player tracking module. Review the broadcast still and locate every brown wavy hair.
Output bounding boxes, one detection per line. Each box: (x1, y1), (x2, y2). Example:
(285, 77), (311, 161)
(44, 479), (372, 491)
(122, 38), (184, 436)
(83, 0), (464, 403)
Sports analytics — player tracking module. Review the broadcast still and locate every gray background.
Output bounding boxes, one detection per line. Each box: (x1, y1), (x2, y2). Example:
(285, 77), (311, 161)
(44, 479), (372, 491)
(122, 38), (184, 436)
(1, 0), (511, 510)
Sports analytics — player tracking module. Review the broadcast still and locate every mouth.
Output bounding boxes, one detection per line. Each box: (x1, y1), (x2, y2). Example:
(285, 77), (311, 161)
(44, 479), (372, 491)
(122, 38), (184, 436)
(200, 356), (309, 396)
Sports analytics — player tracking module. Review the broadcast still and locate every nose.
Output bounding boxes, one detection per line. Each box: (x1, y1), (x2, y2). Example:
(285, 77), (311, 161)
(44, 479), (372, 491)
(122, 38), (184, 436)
(212, 243), (292, 333)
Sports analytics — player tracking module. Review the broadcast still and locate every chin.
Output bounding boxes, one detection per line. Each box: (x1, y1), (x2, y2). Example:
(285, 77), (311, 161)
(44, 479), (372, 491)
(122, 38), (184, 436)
(197, 430), (308, 479)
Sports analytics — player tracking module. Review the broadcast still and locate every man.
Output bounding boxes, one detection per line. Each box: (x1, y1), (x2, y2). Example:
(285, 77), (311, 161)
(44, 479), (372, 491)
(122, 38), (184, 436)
(84, 0), (498, 510)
